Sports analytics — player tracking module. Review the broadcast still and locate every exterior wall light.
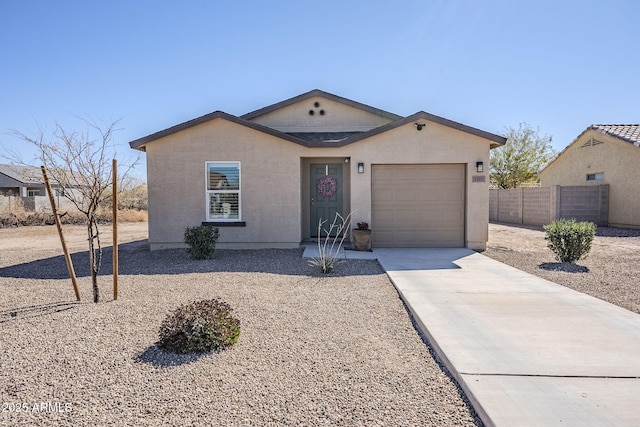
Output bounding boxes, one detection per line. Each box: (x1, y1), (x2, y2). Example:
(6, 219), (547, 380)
(476, 161), (484, 173)
(358, 162), (365, 174)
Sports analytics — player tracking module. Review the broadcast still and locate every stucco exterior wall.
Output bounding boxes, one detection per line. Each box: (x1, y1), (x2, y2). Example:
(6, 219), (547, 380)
(249, 96), (394, 132)
(144, 116), (492, 250)
(145, 119), (304, 249)
(540, 130), (640, 228)
(326, 122), (490, 250)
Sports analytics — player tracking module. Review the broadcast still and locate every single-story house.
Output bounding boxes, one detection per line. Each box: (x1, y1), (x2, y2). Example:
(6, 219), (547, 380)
(539, 124), (640, 229)
(129, 89), (506, 250)
(0, 164), (51, 197)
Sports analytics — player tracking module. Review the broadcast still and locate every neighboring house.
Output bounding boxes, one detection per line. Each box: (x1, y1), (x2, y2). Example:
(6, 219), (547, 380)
(129, 89), (506, 250)
(539, 124), (640, 228)
(0, 164), (50, 197)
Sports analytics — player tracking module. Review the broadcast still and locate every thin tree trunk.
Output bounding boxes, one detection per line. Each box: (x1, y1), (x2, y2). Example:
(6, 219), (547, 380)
(87, 217), (100, 303)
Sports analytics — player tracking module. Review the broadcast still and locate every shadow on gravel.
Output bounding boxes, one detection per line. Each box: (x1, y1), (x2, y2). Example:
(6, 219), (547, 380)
(0, 301), (84, 324)
(0, 240), (383, 279)
(136, 344), (211, 367)
(539, 262), (590, 273)
(492, 221), (640, 238)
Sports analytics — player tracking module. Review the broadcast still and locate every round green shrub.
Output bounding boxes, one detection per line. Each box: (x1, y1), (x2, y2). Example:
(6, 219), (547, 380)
(543, 218), (596, 263)
(158, 299), (240, 354)
(184, 225), (219, 260)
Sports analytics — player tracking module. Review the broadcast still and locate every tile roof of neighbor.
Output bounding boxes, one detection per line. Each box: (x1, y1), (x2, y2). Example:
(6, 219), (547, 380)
(128, 89), (507, 150)
(540, 124), (640, 174)
(591, 124), (640, 146)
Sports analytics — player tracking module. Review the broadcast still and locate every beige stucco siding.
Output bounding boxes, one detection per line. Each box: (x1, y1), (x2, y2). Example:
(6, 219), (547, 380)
(146, 118), (303, 249)
(144, 116), (492, 250)
(332, 122), (490, 250)
(295, 122), (490, 249)
(249, 96), (394, 132)
(540, 130), (640, 228)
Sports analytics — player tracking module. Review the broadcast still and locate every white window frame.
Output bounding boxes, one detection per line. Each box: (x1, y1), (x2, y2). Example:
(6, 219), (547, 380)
(205, 161), (241, 222)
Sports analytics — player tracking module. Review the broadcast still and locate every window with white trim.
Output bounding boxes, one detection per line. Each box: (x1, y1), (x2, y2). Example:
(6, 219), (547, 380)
(206, 162), (241, 221)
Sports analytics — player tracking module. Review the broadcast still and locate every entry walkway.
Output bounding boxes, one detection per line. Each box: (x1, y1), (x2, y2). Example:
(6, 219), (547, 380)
(373, 248), (640, 427)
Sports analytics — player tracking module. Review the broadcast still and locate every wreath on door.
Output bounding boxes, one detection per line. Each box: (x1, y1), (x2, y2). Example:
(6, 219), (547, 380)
(317, 175), (338, 198)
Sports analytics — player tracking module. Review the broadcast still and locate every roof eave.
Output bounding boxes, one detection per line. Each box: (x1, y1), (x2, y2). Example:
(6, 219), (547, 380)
(541, 124), (640, 174)
(332, 111), (506, 148)
(128, 111), (316, 150)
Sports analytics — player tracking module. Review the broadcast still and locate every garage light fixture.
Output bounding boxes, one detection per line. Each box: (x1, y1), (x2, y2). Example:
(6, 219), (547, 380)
(358, 162), (365, 174)
(476, 161), (484, 173)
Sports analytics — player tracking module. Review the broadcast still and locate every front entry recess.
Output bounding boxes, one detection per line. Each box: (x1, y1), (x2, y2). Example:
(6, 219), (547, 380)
(310, 163), (343, 237)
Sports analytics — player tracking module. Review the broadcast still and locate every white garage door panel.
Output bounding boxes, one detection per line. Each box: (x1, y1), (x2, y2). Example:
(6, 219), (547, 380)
(372, 164), (465, 247)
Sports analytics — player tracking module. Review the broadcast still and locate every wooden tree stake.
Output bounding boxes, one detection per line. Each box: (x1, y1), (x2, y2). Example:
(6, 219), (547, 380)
(41, 166), (81, 301)
(112, 159), (119, 300)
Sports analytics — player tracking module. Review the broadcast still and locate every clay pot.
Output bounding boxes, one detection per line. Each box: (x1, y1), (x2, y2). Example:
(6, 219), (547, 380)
(351, 229), (371, 251)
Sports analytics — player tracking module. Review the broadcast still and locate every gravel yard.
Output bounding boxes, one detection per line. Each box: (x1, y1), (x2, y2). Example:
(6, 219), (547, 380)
(484, 222), (640, 315)
(0, 223), (480, 426)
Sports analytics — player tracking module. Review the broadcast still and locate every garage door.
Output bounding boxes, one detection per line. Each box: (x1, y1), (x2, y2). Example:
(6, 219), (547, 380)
(372, 164), (465, 247)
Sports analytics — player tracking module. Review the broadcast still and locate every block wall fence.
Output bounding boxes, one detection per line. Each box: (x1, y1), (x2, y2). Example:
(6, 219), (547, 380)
(489, 185), (609, 226)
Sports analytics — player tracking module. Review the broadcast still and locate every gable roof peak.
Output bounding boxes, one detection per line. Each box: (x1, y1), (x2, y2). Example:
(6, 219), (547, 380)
(241, 89), (403, 122)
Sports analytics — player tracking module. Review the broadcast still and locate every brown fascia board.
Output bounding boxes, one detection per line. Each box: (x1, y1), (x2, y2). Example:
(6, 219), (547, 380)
(128, 111), (314, 150)
(128, 107), (506, 151)
(335, 111), (506, 148)
(241, 89), (404, 122)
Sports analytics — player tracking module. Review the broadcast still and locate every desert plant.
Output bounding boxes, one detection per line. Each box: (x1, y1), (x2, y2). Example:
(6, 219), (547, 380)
(158, 299), (241, 354)
(308, 211), (352, 274)
(184, 225), (219, 259)
(543, 219), (596, 263)
(356, 221), (369, 230)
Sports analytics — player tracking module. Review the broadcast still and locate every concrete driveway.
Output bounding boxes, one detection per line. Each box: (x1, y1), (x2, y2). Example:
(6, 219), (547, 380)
(374, 248), (640, 427)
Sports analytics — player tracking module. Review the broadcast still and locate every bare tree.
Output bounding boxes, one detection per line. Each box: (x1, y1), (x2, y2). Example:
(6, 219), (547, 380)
(7, 117), (138, 302)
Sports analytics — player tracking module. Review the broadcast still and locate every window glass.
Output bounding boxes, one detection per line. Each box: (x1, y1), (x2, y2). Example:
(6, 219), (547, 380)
(586, 173), (604, 181)
(206, 162), (240, 220)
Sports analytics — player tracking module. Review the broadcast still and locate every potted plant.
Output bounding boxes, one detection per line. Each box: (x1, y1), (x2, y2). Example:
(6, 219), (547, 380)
(352, 222), (371, 251)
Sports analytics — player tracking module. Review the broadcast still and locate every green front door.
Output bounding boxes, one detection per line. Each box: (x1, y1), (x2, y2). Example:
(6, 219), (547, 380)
(310, 163), (343, 237)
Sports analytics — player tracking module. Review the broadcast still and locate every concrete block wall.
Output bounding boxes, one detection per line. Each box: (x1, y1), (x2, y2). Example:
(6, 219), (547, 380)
(493, 188), (523, 224)
(559, 185), (609, 226)
(490, 184), (609, 226)
(522, 187), (552, 225)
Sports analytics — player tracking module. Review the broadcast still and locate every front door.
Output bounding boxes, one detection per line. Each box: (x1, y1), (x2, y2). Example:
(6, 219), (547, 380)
(310, 163), (343, 237)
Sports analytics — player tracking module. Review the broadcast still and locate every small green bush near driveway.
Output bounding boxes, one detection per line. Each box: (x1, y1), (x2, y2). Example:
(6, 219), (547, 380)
(543, 218), (596, 263)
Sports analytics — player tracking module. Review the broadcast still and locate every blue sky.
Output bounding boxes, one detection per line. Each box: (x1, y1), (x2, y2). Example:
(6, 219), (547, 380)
(1, 0), (638, 180)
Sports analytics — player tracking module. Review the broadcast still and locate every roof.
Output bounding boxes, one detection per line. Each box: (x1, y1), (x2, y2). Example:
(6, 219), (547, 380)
(0, 164), (44, 185)
(591, 124), (640, 147)
(128, 89), (506, 150)
(540, 124), (640, 173)
(241, 89), (404, 122)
